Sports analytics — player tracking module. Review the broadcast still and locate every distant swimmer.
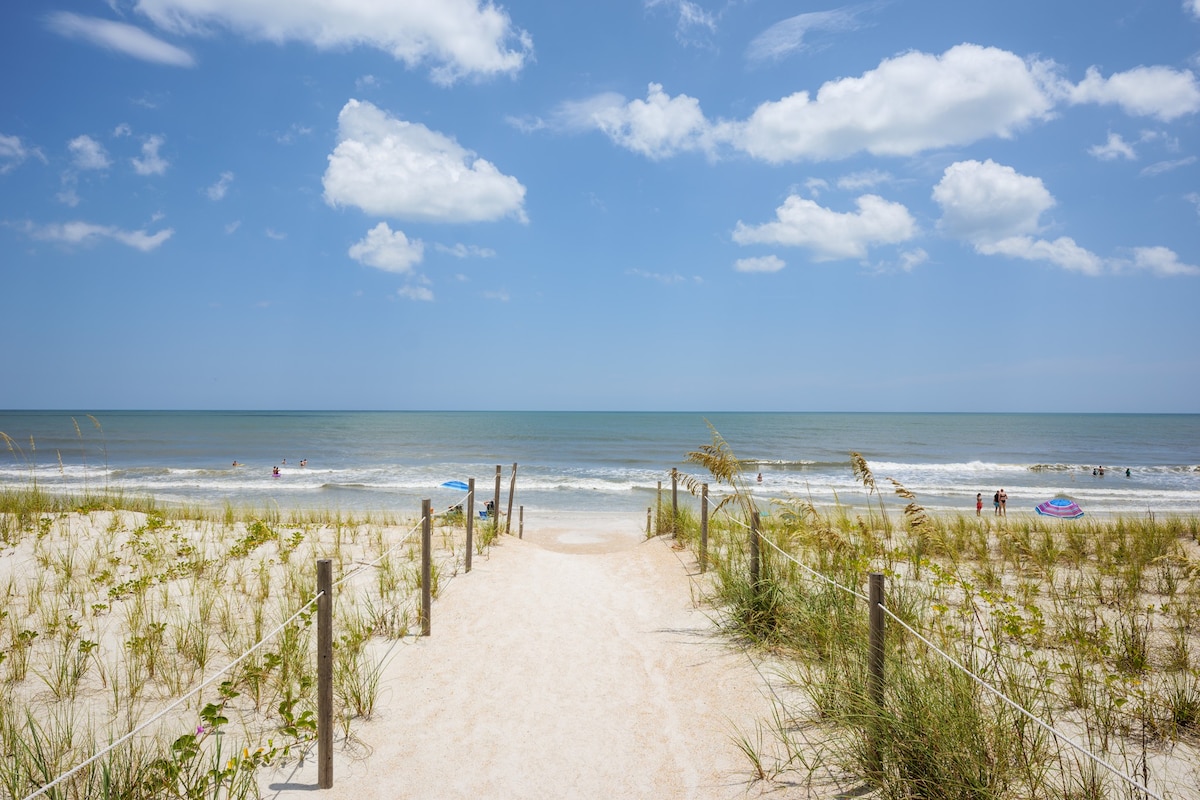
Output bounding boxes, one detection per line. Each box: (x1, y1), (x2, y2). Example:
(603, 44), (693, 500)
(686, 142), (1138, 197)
(757, 472), (763, 483)
(1125, 467), (1131, 477)
(300, 459), (307, 467)
(232, 460), (241, 467)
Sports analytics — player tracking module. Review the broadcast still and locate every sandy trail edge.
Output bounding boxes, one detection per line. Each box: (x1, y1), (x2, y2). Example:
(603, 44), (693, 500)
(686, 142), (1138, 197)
(257, 511), (831, 800)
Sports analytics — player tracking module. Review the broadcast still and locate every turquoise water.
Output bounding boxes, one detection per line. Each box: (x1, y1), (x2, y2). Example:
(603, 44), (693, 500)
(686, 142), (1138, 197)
(0, 411), (1197, 516)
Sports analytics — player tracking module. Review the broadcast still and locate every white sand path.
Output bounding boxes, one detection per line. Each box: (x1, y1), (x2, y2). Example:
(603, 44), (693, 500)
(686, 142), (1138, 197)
(258, 511), (832, 800)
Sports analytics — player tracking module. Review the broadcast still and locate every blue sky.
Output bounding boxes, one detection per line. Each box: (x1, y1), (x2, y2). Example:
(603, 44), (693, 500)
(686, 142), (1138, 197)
(2, 0), (1199, 412)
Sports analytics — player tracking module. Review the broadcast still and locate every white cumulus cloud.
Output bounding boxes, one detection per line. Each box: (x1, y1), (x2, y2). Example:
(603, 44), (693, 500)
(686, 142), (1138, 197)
(46, 11), (194, 67)
(68, 135), (111, 170)
(1129, 246), (1200, 276)
(132, 135), (168, 175)
(733, 194), (916, 261)
(23, 220), (173, 251)
(726, 44), (1057, 162)
(1088, 132), (1136, 161)
(349, 223), (425, 274)
(932, 159), (1055, 243)
(580, 83), (712, 159)
(323, 99), (527, 223)
(933, 160), (1110, 275)
(977, 236), (1105, 276)
(134, 0), (531, 85)
(1068, 65), (1200, 121)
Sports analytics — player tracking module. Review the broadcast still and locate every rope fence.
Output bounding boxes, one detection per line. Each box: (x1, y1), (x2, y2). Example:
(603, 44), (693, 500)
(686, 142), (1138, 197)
(19, 464), (518, 798)
(667, 477), (1163, 800)
(22, 595), (321, 800)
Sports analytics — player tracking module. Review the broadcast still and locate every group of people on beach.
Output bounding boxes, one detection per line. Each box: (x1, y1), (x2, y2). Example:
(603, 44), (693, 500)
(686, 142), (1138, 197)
(231, 459), (307, 476)
(976, 489), (1008, 516)
(1091, 465), (1131, 477)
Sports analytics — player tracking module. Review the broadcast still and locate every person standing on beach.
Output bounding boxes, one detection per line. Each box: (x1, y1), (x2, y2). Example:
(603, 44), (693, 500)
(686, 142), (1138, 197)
(999, 489), (1008, 516)
(993, 490), (1000, 515)
(976, 493), (983, 516)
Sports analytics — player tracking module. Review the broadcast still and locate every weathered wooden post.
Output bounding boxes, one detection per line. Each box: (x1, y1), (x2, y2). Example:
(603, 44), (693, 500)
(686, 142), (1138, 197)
(317, 559), (333, 789)
(868, 572), (886, 775)
(493, 465), (501, 530)
(420, 499), (432, 636)
(519, 505), (524, 539)
(646, 507), (652, 537)
(700, 484), (709, 573)
(750, 510), (761, 586)
(465, 478), (475, 572)
(656, 481), (662, 531)
(505, 462), (517, 535)
(671, 468), (678, 534)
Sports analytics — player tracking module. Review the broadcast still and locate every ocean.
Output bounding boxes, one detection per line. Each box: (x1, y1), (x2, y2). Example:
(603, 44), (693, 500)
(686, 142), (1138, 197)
(0, 411), (1197, 517)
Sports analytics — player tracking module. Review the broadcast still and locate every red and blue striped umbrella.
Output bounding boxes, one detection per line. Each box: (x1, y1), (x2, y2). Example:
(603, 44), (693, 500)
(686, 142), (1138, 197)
(1035, 497), (1084, 518)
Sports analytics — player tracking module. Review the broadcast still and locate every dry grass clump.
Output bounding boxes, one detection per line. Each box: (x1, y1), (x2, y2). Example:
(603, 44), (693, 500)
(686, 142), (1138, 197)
(0, 495), (488, 800)
(670, 427), (1200, 800)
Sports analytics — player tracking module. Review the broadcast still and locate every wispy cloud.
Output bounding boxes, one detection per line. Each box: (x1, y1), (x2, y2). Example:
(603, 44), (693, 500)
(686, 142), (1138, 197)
(46, 11), (195, 67)
(21, 220), (174, 251)
(0, 134), (37, 174)
(398, 285), (434, 302)
(1140, 156), (1196, 177)
(205, 171), (234, 200)
(434, 242), (497, 258)
(746, 5), (870, 65)
(734, 255), (786, 273)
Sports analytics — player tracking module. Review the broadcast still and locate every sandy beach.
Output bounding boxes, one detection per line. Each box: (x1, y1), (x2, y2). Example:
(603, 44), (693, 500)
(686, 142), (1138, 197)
(257, 511), (839, 800)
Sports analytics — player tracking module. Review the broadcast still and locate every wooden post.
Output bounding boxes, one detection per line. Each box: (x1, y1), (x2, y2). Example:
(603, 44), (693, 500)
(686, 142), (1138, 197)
(420, 499), (432, 636)
(700, 484), (708, 573)
(493, 465), (501, 530)
(519, 505), (524, 539)
(646, 507), (652, 537)
(505, 462), (518, 535)
(750, 510), (760, 586)
(656, 481), (662, 531)
(868, 572), (886, 775)
(317, 559), (333, 789)
(671, 468), (678, 534)
(465, 478), (475, 572)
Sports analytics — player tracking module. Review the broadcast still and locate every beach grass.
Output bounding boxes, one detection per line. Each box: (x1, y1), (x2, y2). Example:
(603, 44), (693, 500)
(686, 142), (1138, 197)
(669, 427), (1200, 800)
(0, 484), (486, 800)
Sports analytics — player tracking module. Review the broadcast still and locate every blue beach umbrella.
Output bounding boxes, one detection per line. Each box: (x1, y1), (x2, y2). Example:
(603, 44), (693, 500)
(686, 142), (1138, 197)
(1035, 497), (1084, 518)
(440, 480), (470, 491)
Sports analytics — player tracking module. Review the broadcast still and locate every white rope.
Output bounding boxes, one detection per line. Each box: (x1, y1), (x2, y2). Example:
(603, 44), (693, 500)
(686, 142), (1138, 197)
(330, 515), (423, 591)
(878, 604), (1162, 800)
(700, 491), (1160, 799)
(755, 528), (870, 602)
(22, 594), (321, 800)
(709, 501), (869, 602)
